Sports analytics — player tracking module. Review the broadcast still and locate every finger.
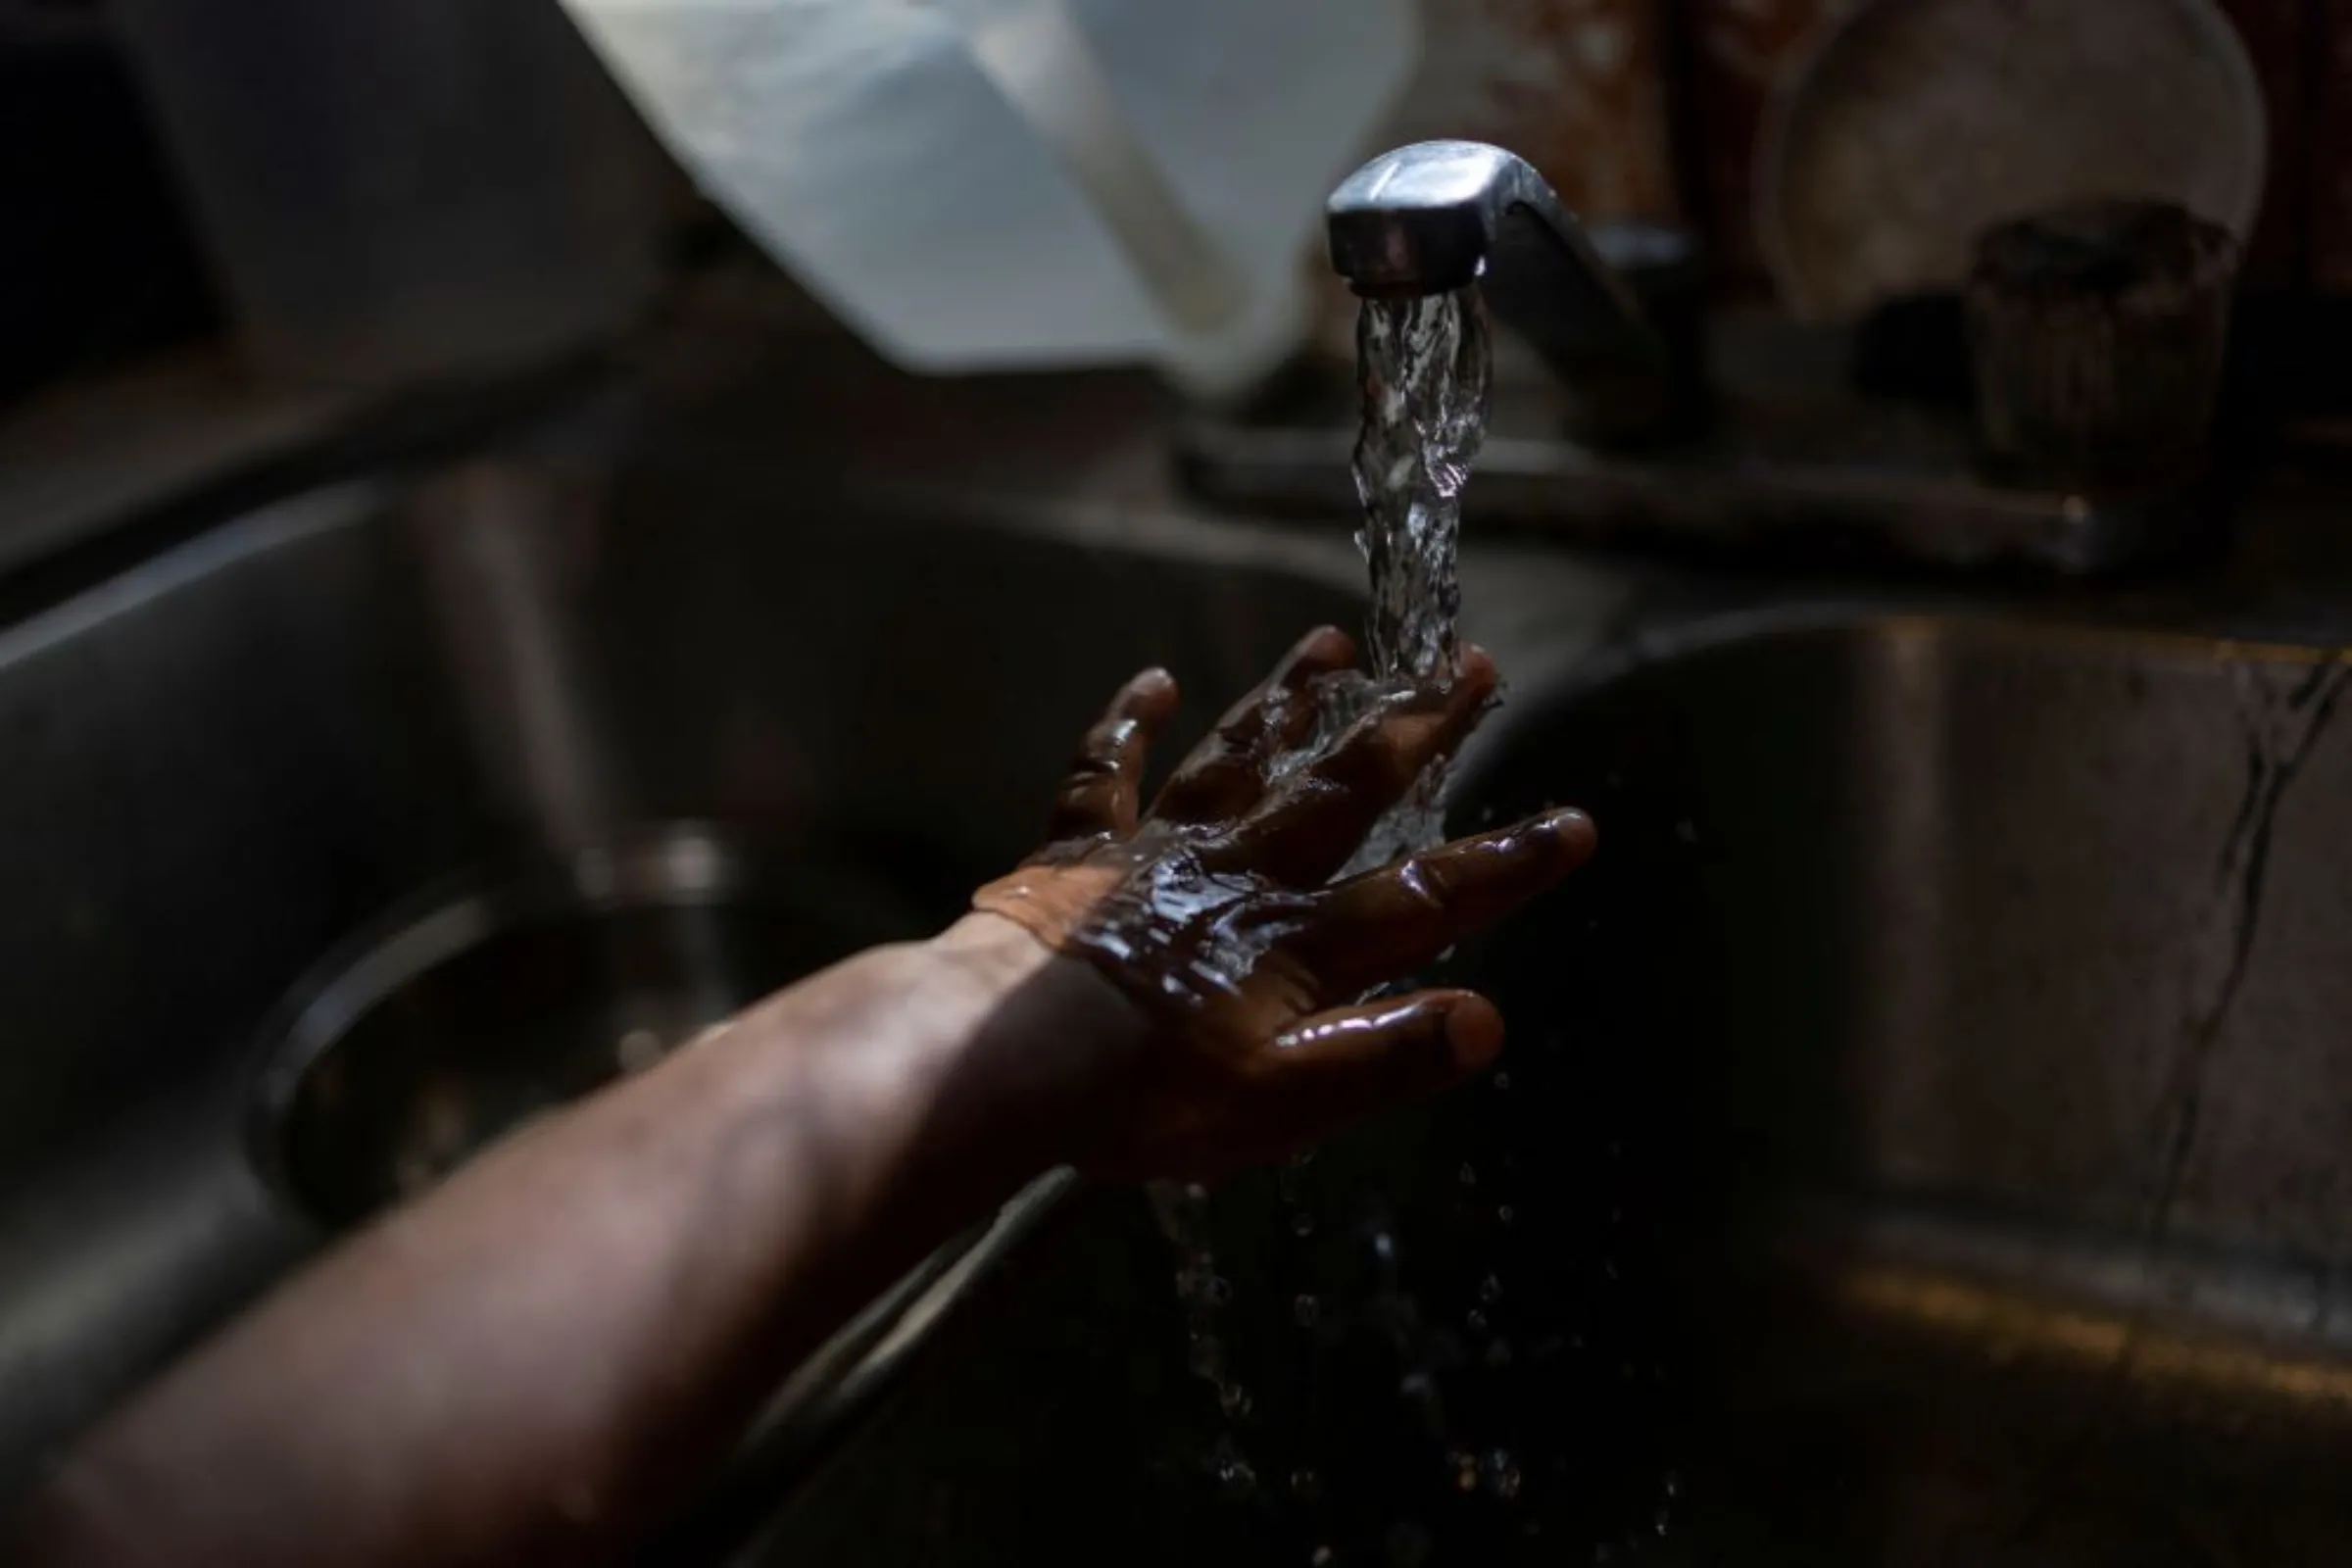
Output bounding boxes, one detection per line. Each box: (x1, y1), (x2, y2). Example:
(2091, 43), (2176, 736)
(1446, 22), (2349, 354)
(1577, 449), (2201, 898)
(1212, 644), (1499, 887)
(1042, 667), (1180, 842)
(1151, 625), (1356, 824)
(1252, 990), (1503, 1144)
(1282, 807), (1595, 1003)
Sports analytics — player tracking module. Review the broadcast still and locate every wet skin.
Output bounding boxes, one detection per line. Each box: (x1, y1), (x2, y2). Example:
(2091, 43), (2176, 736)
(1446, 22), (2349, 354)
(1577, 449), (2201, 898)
(12, 628), (1592, 1568)
(978, 624), (1595, 1176)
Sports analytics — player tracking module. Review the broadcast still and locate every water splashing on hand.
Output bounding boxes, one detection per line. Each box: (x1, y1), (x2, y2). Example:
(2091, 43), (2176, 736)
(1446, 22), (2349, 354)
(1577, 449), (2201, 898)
(1308, 287), (1494, 869)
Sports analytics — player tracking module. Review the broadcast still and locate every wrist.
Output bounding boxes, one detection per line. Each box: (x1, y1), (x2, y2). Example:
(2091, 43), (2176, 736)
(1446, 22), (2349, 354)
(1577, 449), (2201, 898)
(921, 912), (1150, 1167)
(925, 911), (1066, 992)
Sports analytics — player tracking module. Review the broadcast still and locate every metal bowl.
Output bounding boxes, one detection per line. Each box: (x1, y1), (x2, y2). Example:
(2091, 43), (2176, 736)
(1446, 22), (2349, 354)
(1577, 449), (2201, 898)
(250, 824), (926, 1229)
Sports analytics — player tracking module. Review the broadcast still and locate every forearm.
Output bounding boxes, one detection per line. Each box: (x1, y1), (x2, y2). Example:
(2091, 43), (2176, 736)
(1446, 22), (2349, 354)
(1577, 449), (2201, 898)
(11, 627), (1591, 1568)
(16, 916), (1138, 1568)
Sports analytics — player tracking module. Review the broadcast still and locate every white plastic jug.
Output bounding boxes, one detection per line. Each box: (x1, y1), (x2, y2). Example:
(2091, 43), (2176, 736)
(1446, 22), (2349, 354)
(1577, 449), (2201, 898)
(561, 0), (1417, 394)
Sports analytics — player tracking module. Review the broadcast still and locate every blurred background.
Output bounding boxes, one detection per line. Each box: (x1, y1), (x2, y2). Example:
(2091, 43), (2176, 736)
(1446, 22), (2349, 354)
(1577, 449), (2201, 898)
(4, 0), (2339, 405)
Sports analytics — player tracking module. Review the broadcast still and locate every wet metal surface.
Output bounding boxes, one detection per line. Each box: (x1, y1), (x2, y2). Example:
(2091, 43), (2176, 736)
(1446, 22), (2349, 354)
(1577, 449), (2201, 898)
(253, 824), (920, 1229)
(8, 351), (2352, 1560)
(751, 611), (2352, 1566)
(0, 446), (1363, 1496)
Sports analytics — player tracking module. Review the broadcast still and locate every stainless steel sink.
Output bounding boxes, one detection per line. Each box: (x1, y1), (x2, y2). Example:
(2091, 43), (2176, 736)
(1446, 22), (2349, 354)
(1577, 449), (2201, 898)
(9, 363), (2352, 1565)
(0, 441), (1365, 1498)
(738, 611), (2352, 1567)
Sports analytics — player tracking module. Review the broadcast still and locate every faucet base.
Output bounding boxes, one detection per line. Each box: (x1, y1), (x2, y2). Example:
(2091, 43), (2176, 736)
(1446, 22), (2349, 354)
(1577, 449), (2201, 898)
(1182, 316), (2219, 577)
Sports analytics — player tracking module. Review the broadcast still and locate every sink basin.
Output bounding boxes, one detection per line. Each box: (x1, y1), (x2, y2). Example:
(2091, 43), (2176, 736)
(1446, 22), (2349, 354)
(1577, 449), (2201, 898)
(739, 612), (2352, 1567)
(10, 360), (2352, 1565)
(253, 823), (925, 1229)
(0, 443), (1364, 1497)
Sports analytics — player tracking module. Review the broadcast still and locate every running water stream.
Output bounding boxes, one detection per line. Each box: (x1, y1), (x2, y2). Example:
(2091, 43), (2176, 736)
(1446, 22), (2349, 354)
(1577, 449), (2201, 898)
(1287, 286), (1496, 870)
(1341, 287), (1494, 864)
(1351, 289), (1492, 690)
(1159, 286), (1499, 1515)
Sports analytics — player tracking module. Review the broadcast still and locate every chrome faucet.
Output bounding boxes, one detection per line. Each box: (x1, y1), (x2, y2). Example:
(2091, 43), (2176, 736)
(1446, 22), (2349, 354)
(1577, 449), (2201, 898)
(1325, 139), (1693, 447)
(1183, 137), (2206, 572)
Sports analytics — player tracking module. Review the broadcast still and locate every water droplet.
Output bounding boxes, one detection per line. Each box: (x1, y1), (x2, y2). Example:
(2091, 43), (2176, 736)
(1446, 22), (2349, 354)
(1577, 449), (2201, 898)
(1496, 1204), (1516, 1226)
(1294, 1294), (1321, 1328)
(1654, 1507), (1672, 1537)
(1398, 1371), (1436, 1406)
(1290, 1468), (1320, 1503)
(1492, 1070), (1511, 1091)
(1664, 1470), (1681, 1499)
(1449, 1450), (1480, 1493)
(1311, 1549), (1336, 1568)
(1214, 1455), (1255, 1498)
(1371, 1231), (1397, 1265)
(1486, 1450), (1522, 1499)
(1292, 1209), (1316, 1238)
(1206, 1275), (1235, 1306)
(1478, 1273), (1503, 1304)
(1466, 1309), (1490, 1335)
(1220, 1383), (1253, 1418)
(1457, 1163), (1477, 1187)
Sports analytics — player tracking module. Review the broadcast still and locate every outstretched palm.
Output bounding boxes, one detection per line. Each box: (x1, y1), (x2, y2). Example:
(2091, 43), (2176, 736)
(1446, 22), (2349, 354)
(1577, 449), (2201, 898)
(973, 625), (1594, 1177)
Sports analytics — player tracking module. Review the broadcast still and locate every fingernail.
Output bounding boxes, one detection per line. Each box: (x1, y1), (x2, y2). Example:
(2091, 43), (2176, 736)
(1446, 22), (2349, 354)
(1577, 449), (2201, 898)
(1298, 624), (1354, 662)
(1444, 995), (1506, 1071)
(1539, 807), (1597, 861)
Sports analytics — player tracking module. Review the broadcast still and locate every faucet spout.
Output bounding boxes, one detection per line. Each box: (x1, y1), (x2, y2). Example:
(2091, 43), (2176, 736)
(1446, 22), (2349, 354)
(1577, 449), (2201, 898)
(1327, 140), (1689, 446)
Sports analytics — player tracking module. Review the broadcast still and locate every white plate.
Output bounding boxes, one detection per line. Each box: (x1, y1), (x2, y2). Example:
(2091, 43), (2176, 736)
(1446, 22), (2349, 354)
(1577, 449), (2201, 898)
(1756, 0), (2266, 319)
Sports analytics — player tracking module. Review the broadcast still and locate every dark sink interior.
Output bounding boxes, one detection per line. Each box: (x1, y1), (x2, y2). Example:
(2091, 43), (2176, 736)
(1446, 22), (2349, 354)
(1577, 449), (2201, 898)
(258, 824), (926, 1229)
(740, 614), (2352, 1568)
(9, 411), (2352, 1566)
(0, 449), (1362, 1494)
